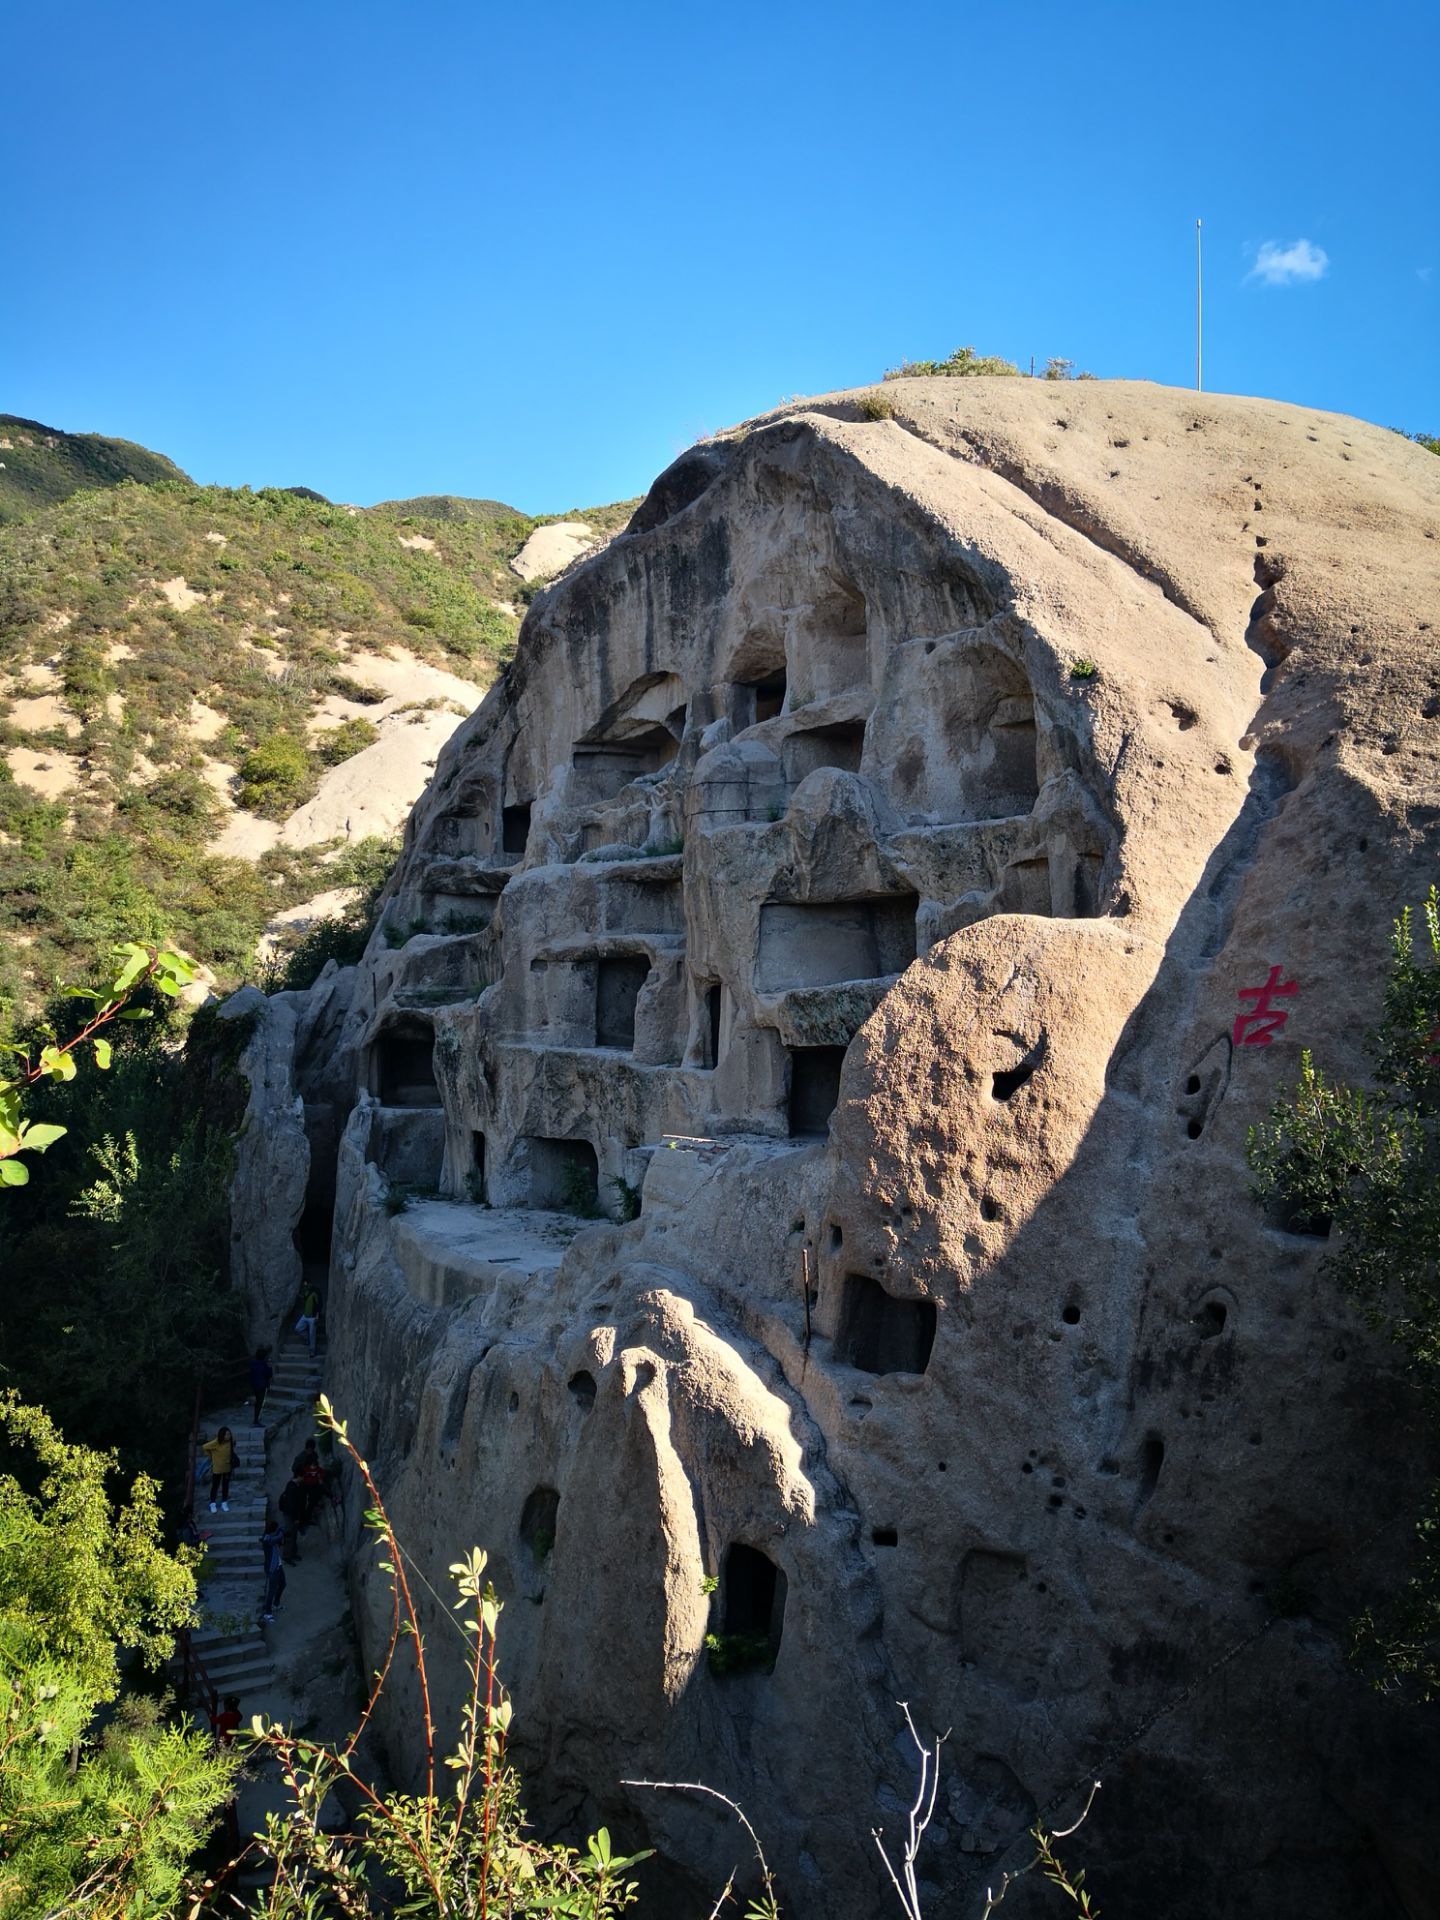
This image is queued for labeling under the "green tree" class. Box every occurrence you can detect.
[1248,889,1440,1696]
[0,1395,236,1916]
[0,947,242,1484]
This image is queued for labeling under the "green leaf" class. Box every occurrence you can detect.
[117,1007,153,1021]
[109,944,151,994]
[0,1159,30,1186]
[19,1123,66,1153]
[92,1038,112,1070]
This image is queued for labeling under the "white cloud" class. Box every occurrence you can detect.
[1419,265,1434,284]
[1248,239,1329,287]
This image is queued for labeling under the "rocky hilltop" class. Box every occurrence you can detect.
[228,377,1440,1917]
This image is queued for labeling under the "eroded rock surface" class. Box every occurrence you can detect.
[230,379,1440,1918]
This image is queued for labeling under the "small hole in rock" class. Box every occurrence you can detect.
[1196,1301,1227,1339]
[1186,1119,1204,1140]
[1184,1075,1202,1095]
[980,1194,1001,1222]
[828,1222,843,1252]
[507,1392,519,1414]
[872,1527,898,1548]
[1061,1303,1081,1326]
[992,1038,1045,1102]
[567,1370,597,1409]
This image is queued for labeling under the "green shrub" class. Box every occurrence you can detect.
[1248,889,1440,1698]
[117,766,222,839]
[704,1630,775,1676]
[607,1175,642,1222]
[316,715,379,765]
[857,392,894,421]
[237,731,312,816]
[884,343,1019,381]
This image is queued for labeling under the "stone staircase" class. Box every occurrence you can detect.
[183,1334,325,1707]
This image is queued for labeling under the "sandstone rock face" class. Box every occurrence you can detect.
[229,380,1440,1918]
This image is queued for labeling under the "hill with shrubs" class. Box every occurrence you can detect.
[0,419,633,1027]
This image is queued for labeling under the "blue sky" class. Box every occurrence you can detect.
[4,0,1435,511]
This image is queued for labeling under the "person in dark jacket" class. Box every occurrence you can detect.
[249,1347,273,1427]
[259,1521,285,1622]
[278,1473,307,1565]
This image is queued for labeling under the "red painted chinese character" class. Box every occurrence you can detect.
[1233,966,1298,1048]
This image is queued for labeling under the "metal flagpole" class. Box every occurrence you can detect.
[1195,218,1203,392]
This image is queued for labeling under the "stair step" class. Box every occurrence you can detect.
[194,1636,268,1660]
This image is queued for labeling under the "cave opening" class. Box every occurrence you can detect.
[527,1137,599,1214]
[836,1273,936,1376]
[721,1542,787,1658]
[519,1486,559,1563]
[787,1046,846,1137]
[501,803,532,857]
[706,983,724,1068]
[745,668,788,726]
[595,955,649,1050]
[375,1023,440,1108]
[758,894,918,992]
[781,721,866,784]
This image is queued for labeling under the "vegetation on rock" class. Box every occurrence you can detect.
[1249,889,1440,1698]
[884,344,1020,380]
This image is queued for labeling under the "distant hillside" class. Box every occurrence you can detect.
[0,428,635,1025]
[0,413,190,524]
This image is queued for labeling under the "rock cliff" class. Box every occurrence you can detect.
[230,377,1440,1918]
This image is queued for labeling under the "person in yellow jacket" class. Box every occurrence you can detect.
[201,1427,238,1512]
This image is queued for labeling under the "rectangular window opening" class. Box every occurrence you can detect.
[596,956,649,1050]
[501,803,532,857]
[788,1046,846,1137]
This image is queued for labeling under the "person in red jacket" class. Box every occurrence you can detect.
[210,1695,242,1746]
